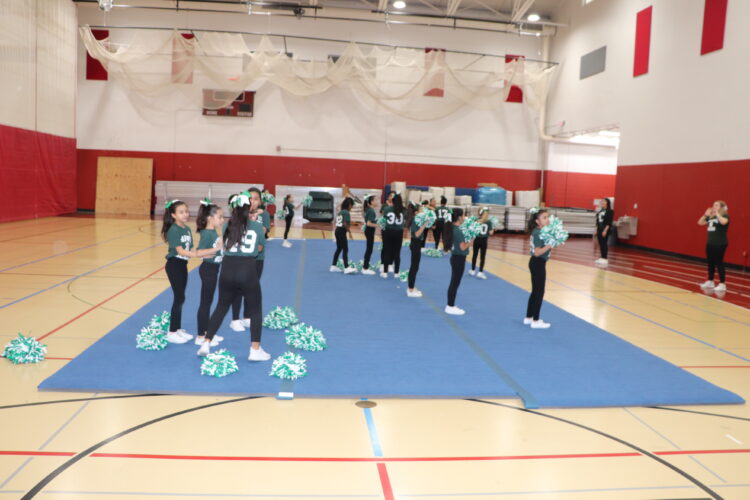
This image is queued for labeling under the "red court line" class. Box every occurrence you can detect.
[37,266,164,341]
[376,462,395,500]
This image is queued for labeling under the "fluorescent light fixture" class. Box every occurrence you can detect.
[98,0,113,11]
[393,0,406,8]
[527,13,540,22]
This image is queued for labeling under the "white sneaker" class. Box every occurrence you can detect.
[468,269,476,276]
[248,346,271,361]
[229,320,246,332]
[523,317,533,325]
[407,289,423,298]
[600,259,608,266]
[444,305,465,315]
[394,273,401,279]
[266,237,275,241]
[379,265,384,273]
[388,265,395,273]
[714,283,727,292]
[197,342,211,356]
[330,265,342,273]
[194,336,220,346]
[700,280,715,288]
[531,320,551,329]
[380,272,388,278]
[166,331,189,344]
[595,258,604,264]
[362,268,376,275]
[241,318,251,328]
[477,272,487,280]
[176,329,193,341]
[282,240,292,248]
[344,266,357,274]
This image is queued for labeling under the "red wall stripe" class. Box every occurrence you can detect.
[633,6,652,77]
[0,124,77,223]
[615,158,750,267]
[85,29,109,81]
[701,0,728,55]
[543,170,615,209]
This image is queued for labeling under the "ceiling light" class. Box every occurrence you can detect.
[393,1,406,9]
[98,0,113,11]
[527,13,540,22]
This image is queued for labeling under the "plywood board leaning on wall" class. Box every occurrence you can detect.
[95,157,154,216]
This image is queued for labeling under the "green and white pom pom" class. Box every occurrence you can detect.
[422,248,444,258]
[261,192,276,205]
[302,195,313,207]
[540,215,569,247]
[2,334,47,364]
[136,326,168,351]
[488,216,500,230]
[377,217,386,230]
[200,349,239,378]
[414,209,437,229]
[398,269,409,282]
[351,260,365,273]
[460,216,483,240]
[269,351,308,380]
[148,311,170,332]
[276,211,286,220]
[263,306,299,330]
[285,323,327,351]
[336,258,346,271]
[402,239,411,247]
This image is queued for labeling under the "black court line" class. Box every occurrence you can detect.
[467,399,723,500]
[648,406,750,423]
[0,394,167,411]
[21,396,260,499]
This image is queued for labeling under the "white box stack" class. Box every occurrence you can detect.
[428,187,444,201]
[155,181,262,216]
[514,190,540,208]
[420,191,433,203]
[506,206,529,231]
[454,195,473,205]
[408,190,422,204]
[391,181,407,195]
[443,187,455,205]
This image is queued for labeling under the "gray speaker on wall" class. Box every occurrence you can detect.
[580,46,607,79]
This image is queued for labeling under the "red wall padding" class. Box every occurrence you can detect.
[633,6,652,77]
[543,170,616,209]
[701,0,728,55]
[615,159,750,267]
[0,124,77,222]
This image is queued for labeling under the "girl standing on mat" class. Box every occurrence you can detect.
[361,194,379,275]
[161,200,219,344]
[194,198,225,347]
[199,190,269,360]
[406,202,429,297]
[380,193,405,279]
[331,198,356,274]
[281,194,301,248]
[698,200,730,292]
[595,198,614,267]
[469,207,494,280]
[435,196,451,251]
[443,208,473,315]
[524,208,552,329]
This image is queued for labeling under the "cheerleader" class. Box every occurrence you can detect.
[525,208,552,329]
[595,198,614,266]
[259,198,272,240]
[698,200,730,292]
[194,199,225,347]
[199,190,269,360]
[361,194,379,275]
[443,208,473,315]
[406,202,429,297]
[281,194,302,248]
[330,198,356,274]
[161,200,218,344]
[380,193,405,279]
[469,207,494,280]
[435,196,451,251]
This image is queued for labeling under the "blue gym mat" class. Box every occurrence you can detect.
[39,239,744,408]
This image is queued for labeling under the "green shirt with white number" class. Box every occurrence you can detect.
[223,220,265,258]
[166,224,193,260]
[436,206,452,222]
[198,228,222,264]
[383,206,404,230]
[476,220,492,239]
[335,209,351,229]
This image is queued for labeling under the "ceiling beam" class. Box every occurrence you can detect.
[446,0,463,17]
[377,0,388,11]
[415,0,444,14]
[469,0,511,20]
[511,0,535,22]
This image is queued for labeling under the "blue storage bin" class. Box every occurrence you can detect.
[474,187,507,205]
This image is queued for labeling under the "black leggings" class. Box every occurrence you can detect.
[165,257,188,332]
[284,215,293,240]
[232,259,264,320]
[706,244,727,283]
[597,231,608,259]
[363,226,375,269]
[197,262,220,336]
[206,256,262,342]
[408,238,422,289]
[471,238,488,272]
[382,229,403,273]
[434,221,444,250]
[447,254,466,307]
[332,227,349,267]
[526,256,547,321]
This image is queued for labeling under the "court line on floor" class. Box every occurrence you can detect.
[0,222,97,244]
[488,255,750,364]
[0,243,162,312]
[7,492,380,498]
[360,399,394,500]
[0,394,166,411]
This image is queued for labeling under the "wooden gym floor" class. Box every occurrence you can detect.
[1,215,748,499]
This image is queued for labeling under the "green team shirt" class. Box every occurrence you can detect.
[411,217,426,240]
[452,225,468,256]
[436,206,452,222]
[383,206,404,230]
[365,207,376,227]
[335,209,351,229]
[530,228,551,261]
[260,210,271,232]
[166,224,192,260]
[223,220,265,258]
[706,214,729,246]
[283,202,294,219]
[476,220,492,239]
[198,228,222,264]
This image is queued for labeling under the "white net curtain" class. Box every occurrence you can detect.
[80,26,556,121]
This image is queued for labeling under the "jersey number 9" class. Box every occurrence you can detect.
[228,230,257,254]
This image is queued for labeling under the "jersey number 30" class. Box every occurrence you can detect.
[386,213,403,225]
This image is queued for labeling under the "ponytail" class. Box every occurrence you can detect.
[406,201,419,227]
[392,194,404,216]
[196,199,218,233]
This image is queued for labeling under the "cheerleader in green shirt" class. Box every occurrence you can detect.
[161,200,219,345]
[194,198,225,347]
[406,202,429,297]
[281,194,302,248]
[442,208,474,315]
[361,194,379,275]
[330,198,356,274]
